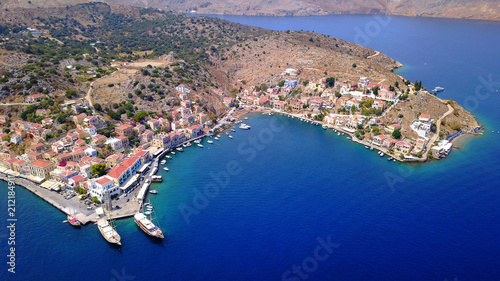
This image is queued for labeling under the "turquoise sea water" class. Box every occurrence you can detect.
[1,15,500,281]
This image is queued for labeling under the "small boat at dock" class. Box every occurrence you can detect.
[149,190,158,194]
[322,125,328,130]
[163,167,169,171]
[207,140,213,144]
[197,144,204,148]
[67,215,81,227]
[171,151,176,155]
[160,160,166,165]
[176,147,183,152]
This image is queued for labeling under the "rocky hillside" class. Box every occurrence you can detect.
[104,0,500,21]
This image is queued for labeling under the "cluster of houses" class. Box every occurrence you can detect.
[369,114,434,157]
[224,75,397,116]
[0,88,212,202]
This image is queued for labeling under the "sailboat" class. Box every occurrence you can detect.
[97,187,121,245]
[97,218,121,245]
[135,202,164,238]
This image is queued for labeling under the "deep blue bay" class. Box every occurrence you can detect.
[2,15,500,281]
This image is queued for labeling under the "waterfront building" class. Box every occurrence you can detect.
[29,159,56,179]
[88,176,120,202]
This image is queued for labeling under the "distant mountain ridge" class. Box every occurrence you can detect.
[102,0,500,21]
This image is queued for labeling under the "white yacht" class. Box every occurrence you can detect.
[239,123,251,130]
[197,144,204,148]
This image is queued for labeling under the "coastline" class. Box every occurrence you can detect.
[230,105,481,163]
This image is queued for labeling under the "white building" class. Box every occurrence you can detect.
[88,176,120,202]
[105,138,123,151]
[10,134,22,144]
[84,147,97,157]
[85,125,97,136]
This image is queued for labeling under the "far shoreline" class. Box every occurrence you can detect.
[188,12,500,23]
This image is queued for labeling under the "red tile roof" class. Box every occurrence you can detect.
[96,177,112,185]
[30,159,53,168]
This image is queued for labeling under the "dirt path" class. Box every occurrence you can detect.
[424,104,454,158]
[367,51,380,59]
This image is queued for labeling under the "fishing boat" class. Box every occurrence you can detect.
[365,146,369,149]
[197,144,204,148]
[67,214,81,227]
[144,211,152,215]
[388,157,393,161]
[176,147,183,152]
[160,160,166,165]
[186,142,192,147]
[194,139,201,144]
[207,140,214,144]
[166,155,172,159]
[149,190,158,194]
[97,218,121,245]
[134,213,164,239]
[322,125,328,130]
[337,132,340,136]
[171,151,176,155]
[163,167,169,171]
[380,152,385,157]
[370,147,374,151]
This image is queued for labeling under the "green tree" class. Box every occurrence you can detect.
[93,103,102,111]
[135,111,148,122]
[91,163,106,177]
[392,129,402,139]
[372,86,380,96]
[325,77,335,87]
[65,89,77,98]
